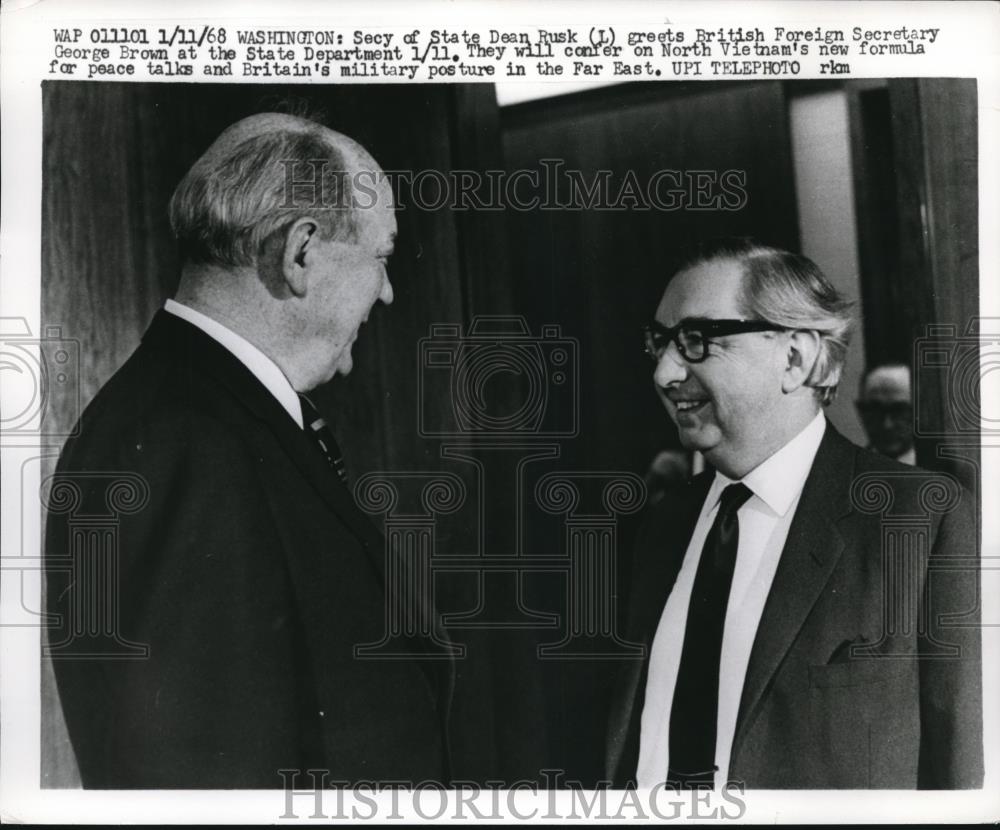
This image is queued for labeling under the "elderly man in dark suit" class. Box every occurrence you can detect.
[45,113,452,788]
[608,239,981,789]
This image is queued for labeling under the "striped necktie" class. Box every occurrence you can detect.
[298,394,349,486]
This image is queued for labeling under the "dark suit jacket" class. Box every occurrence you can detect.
[46,311,453,788]
[607,423,982,789]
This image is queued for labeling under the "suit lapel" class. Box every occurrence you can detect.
[143,311,386,576]
[731,424,857,761]
[143,311,456,692]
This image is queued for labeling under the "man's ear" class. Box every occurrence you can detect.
[281,217,321,297]
[781,329,821,393]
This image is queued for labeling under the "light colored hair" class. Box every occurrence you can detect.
[680,239,855,405]
[169,126,358,267]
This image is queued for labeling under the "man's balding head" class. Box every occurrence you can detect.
[169,112,387,268]
[197,113,375,173]
[169,113,397,392]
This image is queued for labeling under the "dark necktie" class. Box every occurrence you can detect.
[667,481,753,788]
[298,394,349,486]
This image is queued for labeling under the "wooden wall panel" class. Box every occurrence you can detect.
[886,78,979,488]
[43,83,182,437]
[918,79,979,336]
[847,81,911,368]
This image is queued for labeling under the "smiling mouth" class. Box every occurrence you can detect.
[673,399,708,414]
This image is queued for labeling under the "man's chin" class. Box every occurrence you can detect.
[332,349,354,377]
[675,422,719,454]
[675,431,703,454]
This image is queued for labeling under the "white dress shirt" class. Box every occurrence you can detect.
[636,410,826,789]
[164,299,303,428]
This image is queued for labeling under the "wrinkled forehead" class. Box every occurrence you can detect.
[352,170,397,232]
[337,140,394,218]
[354,167,397,214]
[655,257,746,326]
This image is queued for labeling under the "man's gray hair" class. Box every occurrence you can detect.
[680,238,855,405]
[169,127,357,267]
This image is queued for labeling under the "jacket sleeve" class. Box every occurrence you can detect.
[917,485,983,788]
[47,409,321,788]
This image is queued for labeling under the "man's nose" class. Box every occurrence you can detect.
[653,344,687,387]
[380,276,394,305]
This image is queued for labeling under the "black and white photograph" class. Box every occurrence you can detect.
[1,0,997,824]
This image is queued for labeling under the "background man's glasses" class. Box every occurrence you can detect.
[643,318,788,364]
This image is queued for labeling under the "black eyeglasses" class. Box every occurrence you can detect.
[643,318,788,364]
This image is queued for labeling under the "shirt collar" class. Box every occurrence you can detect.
[164,299,303,428]
[708,410,827,517]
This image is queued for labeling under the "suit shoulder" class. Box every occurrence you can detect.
[839,440,976,537]
[60,349,259,471]
[850,442,972,499]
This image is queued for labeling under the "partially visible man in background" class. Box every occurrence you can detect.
[856,363,915,464]
[46,113,453,788]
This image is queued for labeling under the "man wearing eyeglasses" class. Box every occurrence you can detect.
[46,113,453,788]
[856,363,915,464]
[607,239,981,789]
